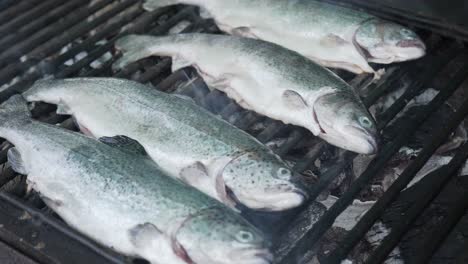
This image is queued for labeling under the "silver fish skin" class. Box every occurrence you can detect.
[0,95,272,264]
[143,0,425,75]
[111,34,379,154]
[24,78,308,211]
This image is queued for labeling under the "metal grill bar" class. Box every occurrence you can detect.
[0,0,139,85]
[0,0,111,71]
[362,112,468,263]
[0,0,65,36]
[323,67,468,263]
[411,184,468,264]
[0,1,466,263]
[277,55,468,263]
[0,0,42,26]
[455,240,468,264]
[0,0,86,50]
[0,192,125,264]
[0,7,178,101]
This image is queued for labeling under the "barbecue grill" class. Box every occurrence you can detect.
[1,1,468,263]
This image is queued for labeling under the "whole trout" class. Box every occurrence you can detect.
[24,78,308,211]
[144,0,425,75]
[112,34,379,154]
[0,95,272,264]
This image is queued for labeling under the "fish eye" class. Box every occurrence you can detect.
[236,231,254,243]
[359,116,372,128]
[400,28,412,36]
[277,168,291,179]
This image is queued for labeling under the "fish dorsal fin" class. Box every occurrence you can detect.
[129,223,162,248]
[7,147,28,175]
[99,135,148,156]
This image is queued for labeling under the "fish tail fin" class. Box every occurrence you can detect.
[113,34,171,70]
[143,0,180,11]
[0,95,31,127]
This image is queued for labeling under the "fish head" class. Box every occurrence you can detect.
[23,80,70,104]
[221,152,308,211]
[174,207,272,264]
[354,19,425,64]
[23,79,76,104]
[313,92,379,154]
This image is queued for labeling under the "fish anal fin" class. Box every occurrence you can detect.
[72,117,94,137]
[172,56,193,72]
[231,27,257,38]
[56,102,71,115]
[99,135,148,156]
[208,75,233,91]
[7,148,27,175]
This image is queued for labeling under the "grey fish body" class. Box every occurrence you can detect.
[114,34,355,136]
[144,0,425,74]
[112,34,379,154]
[0,95,271,264]
[24,78,307,211]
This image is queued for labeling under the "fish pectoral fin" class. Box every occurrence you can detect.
[180,162,221,199]
[283,90,308,110]
[56,102,71,115]
[320,34,349,47]
[172,56,193,72]
[7,148,27,175]
[231,27,257,38]
[129,222,163,248]
[99,135,148,156]
[180,162,209,184]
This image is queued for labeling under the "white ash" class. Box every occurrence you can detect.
[265,138,288,149]
[59,43,72,55]
[0,76,20,92]
[370,87,438,123]
[390,88,439,124]
[64,51,88,66]
[369,79,408,118]
[366,222,404,264]
[90,40,113,68]
[353,154,375,178]
[90,52,113,69]
[406,155,468,188]
[20,55,28,63]
[340,259,353,264]
[320,196,375,231]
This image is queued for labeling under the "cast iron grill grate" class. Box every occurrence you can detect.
[0,1,467,264]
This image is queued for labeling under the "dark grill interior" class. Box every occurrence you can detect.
[0,1,468,263]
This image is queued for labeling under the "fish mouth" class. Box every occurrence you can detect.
[226,183,306,211]
[232,247,273,264]
[362,40,426,64]
[347,125,379,154]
